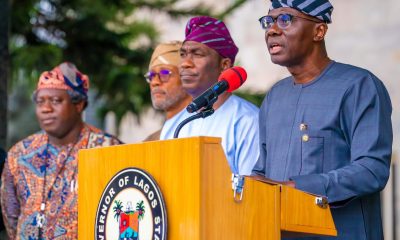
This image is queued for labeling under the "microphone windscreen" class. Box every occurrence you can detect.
[218,66,247,92]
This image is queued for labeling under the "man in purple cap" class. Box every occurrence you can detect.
[253,0,392,239]
[1,62,121,239]
[159,16,259,176]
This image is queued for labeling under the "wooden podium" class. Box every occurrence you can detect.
[78,137,336,239]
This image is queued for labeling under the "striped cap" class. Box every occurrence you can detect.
[270,0,334,23]
[185,16,239,64]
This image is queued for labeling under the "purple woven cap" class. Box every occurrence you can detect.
[184,16,239,64]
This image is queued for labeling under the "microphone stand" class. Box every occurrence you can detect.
[173,98,217,139]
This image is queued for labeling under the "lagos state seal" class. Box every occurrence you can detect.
[95,168,167,240]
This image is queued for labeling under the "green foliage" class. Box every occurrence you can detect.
[8,0,247,146]
[113,200,124,220]
[136,200,145,220]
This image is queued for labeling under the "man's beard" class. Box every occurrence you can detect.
[152,87,188,111]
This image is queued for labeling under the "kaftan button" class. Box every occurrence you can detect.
[300,123,308,131]
[302,134,309,142]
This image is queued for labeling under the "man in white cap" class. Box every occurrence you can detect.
[143,41,192,141]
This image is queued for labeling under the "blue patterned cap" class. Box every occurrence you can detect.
[270,0,333,23]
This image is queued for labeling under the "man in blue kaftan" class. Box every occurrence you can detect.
[253,1,393,239]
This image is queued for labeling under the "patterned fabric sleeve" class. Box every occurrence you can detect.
[1,126,121,239]
[86,125,123,148]
[1,147,21,239]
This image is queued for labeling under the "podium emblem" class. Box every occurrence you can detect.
[95,168,167,240]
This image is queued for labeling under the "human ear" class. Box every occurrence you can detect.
[314,23,328,41]
[220,58,232,71]
[75,101,86,113]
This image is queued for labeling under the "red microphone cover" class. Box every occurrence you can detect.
[218,66,247,92]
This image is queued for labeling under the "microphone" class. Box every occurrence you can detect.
[186,66,247,113]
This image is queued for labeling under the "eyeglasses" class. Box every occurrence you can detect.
[258,13,322,31]
[144,69,173,83]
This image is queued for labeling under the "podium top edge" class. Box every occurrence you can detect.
[161,136,221,143]
[140,136,222,144]
[78,136,222,153]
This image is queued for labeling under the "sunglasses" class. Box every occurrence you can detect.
[144,69,173,83]
[258,13,322,31]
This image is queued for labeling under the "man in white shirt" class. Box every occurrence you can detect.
[160,16,259,175]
